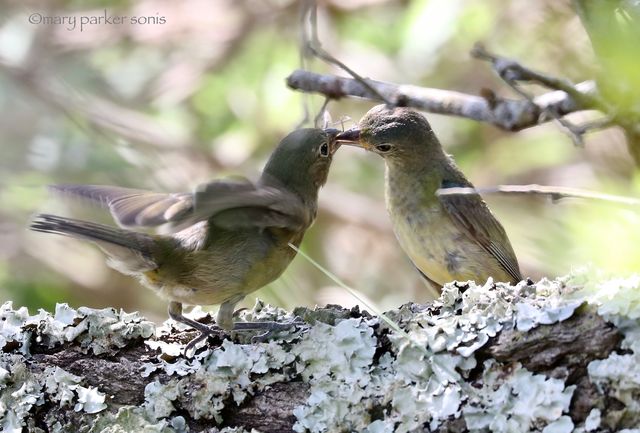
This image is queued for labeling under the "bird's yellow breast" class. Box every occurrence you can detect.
[385,173,512,287]
[388,200,466,284]
[139,227,301,307]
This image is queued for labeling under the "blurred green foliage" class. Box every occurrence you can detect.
[0,0,638,321]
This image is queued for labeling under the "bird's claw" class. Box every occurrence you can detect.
[249,316,308,343]
[183,325,225,357]
[184,334,207,356]
[182,317,308,354]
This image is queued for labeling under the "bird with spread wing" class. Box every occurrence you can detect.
[31,128,339,350]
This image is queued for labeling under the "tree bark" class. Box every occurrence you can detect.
[1,277,639,432]
[286,70,597,132]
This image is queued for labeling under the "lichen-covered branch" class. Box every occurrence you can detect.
[468,44,611,146]
[1,274,640,432]
[286,69,597,132]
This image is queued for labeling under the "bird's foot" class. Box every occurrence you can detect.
[182,317,307,355]
[183,324,225,356]
[231,317,307,343]
[168,301,228,356]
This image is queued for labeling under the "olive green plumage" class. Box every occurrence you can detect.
[338,105,521,291]
[31,128,338,346]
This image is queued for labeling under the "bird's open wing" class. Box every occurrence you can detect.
[438,181,522,283]
[193,180,309,231]
[50,184,194,228]
[51,179,308,232]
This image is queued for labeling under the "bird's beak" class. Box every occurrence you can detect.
[336,129,367,150]
[324,128,342,155]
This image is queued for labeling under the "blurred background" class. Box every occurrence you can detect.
[1,0,638,322]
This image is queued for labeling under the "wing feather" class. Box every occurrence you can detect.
[50,179,308,233]
[438,180,522,283]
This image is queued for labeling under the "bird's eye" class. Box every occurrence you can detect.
[376,144,393,153]
[319,142,329,157]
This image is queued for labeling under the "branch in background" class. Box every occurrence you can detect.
[296,0,392,127]
[301,0,392,108]
[470,44,604,110]
[470,44,611,146]
[287,69,597,131]
[436,184,640,207]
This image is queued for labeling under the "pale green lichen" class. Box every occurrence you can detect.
[0,302,152,431]
[143,380,181,421]
[464,360,575,432]
[290,278,587,433]
[2,274,640,432]
[0,357,42,433]
[45,366,107,413]
[182,338,296,421]
[575,273,640,320]
[588,347,640,427]
[542,416,574,433]
[74,385,108,414]
[584,408,601,431]
[88,406,187,433]
[0,358,108,432]
[292,319,378,432]
[45,367,80,408]
[0,301,154,355]
[139,334,298,424]
[572,273,640,429]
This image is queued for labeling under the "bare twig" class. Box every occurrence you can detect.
[436,184,640,207]
[314,97,331,128]
[470,44,611,146]
[301,0,392,106]
[470,44,600,108]
[287,69,598,131]
[295,0,313,128]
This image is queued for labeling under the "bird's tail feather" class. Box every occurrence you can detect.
[30,214,158,273]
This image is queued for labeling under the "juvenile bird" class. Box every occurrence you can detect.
[31,128,339,348]
[337,105,521,292]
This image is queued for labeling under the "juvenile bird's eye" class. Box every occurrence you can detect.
[319,142,329,157]
[376,144,392,153]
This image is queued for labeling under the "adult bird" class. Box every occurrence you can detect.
[336,105,521,293]
[31,128,339,349]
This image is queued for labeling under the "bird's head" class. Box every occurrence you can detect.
[336,105,443,164]
[262,128,339,197]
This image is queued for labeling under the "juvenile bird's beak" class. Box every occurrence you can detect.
[336,129,360,143]
[336,129,367,149]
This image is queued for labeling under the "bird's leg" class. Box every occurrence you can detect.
[216,296,304,342]
[168,301,222,334]
[169,297,308,355]
[218,296,307,343]
[168,301,223,353]
[239,318,307,343]
[215,295,244,331]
